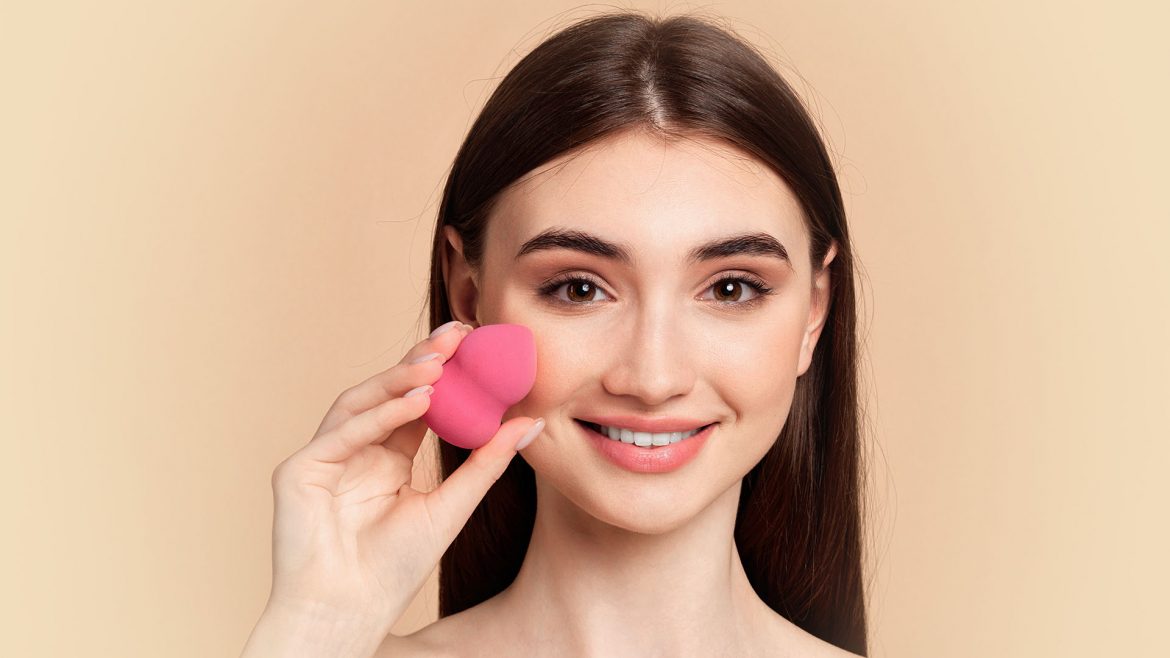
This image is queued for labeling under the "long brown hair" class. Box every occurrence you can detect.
[425,10,868,655]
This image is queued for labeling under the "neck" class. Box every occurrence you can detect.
[494,475,783,656]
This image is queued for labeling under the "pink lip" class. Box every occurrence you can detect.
[576,419,715,473]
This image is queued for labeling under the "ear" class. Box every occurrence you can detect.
[440,225,481,327]
[797,241,837,377]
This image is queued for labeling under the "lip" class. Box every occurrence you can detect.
[575,419,715,474]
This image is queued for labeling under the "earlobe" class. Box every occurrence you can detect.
[440,225,481,327]
[797,241,838,376]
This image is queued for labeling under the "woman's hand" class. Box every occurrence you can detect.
[243,320,544,656]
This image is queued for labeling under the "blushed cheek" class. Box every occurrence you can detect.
[498,318,591,420]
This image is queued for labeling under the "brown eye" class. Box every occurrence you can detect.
[538,275,611,305]
[713,278,748,302]
[701,275,774,307]
[566,280,597,303]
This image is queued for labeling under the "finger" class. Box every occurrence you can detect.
[379,415,430,463]
[312,357,442,440]
[397,321,473,366]
[314,323,471,437]
[422,416,544,545]
[302,386,434,464]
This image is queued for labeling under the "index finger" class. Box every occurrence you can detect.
[312,322,472,439]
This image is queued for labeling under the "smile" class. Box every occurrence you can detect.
[574,419,716,474]
[577,420,712,447]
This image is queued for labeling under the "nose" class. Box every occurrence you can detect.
[599,303,697,406]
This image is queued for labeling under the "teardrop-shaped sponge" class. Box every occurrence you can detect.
[421,323,537,449]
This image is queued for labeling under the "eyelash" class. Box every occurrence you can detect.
[536,272,776,309]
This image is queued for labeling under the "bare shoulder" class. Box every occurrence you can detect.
[808,640,864,658]
[373,598,503,658]
[373,614,463,658]
[757,607,864,658]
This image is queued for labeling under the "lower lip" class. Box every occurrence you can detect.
[577,420,715,473]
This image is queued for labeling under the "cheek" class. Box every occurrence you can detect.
[708,332,801,450]
[528,325,601,409]
[491,311,593,423]
[701,306,806,385]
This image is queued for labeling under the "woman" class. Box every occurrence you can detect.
[243,10,869,658]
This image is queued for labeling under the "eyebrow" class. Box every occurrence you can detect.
[515,227,792,268]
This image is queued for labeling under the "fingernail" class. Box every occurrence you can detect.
[516,418,545,450]
[404,384,433,398]
[430,320,461,338]
[409,352,443,364]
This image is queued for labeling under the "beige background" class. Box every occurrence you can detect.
[2,1,1166,656]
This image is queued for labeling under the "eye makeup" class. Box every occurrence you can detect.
[535,271,776,310]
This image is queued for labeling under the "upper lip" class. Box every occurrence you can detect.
[576,415,717,433]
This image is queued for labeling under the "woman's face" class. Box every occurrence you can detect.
[442,129,835,533]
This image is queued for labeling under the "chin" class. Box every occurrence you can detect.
[540,466,723,536]
[599,507,703,536]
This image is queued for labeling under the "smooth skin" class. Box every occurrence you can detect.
[381,128,857,657]
[240,321,544,658]
[241,128,858,658]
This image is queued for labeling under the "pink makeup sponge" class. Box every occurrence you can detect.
[422,323,537,450]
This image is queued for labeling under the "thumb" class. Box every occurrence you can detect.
[423,416,544,542]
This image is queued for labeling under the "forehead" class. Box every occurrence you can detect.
[486,129,808,270]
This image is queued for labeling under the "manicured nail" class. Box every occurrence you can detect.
[409,352,443,364]
[404,385,433,398]
[430,320,461,338]
[516,418,545,450]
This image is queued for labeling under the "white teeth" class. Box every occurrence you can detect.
[594,423,702,446]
